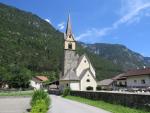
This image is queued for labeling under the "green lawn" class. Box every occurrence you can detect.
[0,90,34,96]
[65,96,149,113]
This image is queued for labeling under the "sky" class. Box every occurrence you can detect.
[0,0,150,57]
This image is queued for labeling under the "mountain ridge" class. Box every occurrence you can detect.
[0,2,149,82]
[0,3,123,81]
[80,42,150,71]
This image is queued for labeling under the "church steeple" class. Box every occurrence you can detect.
[66,14,72,36]
[64,14,76,51]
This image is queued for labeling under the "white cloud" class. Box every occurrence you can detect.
[45,19,52,24]
[57,22,65,30]
[113,0,150,28]
[77,0,150,41]
[76,27,111,41]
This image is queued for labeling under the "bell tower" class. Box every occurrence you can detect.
[62,15,79,77]
[64,14,76,50]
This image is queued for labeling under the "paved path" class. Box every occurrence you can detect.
[0,97,31,113]
[48,95,111,113]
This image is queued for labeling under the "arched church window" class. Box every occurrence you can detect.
[87,79,90,82]
[69,35,72,38]
[68,43,72,49]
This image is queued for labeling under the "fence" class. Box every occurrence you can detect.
[48,89,62,95]
[70,91,150,111]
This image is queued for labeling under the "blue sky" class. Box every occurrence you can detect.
[0,0,150,57]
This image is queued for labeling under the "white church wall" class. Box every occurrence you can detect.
[60,80,80,91]
[80,71,97,91]
[70,82,80,90]
[76,56,90,77]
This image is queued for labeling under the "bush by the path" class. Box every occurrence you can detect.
[30,99,47,113]
[30,90,50,113]
[62,88,70,97]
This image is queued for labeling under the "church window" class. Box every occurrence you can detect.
[86,86,93,90]
[87,79,90,82]
[68,43,72,49]
[69,35,72,38]
[84,60,86,63]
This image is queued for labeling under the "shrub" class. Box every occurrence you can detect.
[30,99,47,113]
[31,90,50,109]
[62,88,70,97]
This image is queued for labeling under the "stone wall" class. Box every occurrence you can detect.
[63,50,79,76]
[70,91,150,111]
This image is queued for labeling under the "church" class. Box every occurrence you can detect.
[59,15,97,91]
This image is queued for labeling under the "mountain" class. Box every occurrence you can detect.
[0,3,123,81]
[144,57,150,64]
[0,3,64,80]
[82,43,150,71]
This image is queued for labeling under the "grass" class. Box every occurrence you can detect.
[0,90,34,96]
[65,96,149,113]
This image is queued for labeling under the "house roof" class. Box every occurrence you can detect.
[125,68,150,77]
[112,73,126,80]
[36,76,48,81]
[97,79,114,86]
[32,77,42,83]
[112,68,150,80]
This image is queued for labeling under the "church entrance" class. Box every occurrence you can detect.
[86,86,93,91]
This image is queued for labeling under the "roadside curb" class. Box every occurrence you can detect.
[0,96,31,98]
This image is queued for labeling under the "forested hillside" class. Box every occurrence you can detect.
[0,3,129,88]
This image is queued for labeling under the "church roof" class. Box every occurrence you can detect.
[60,68,79,81]
[79,68,96,80]
[66,14,72,36]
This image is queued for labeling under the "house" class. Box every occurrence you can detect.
[113,73,127,87]
[48,80,59,90]
[59,15,97,91]
[97,79,114,90]
[111,68,150,90]
[0,82,9,89]
[30,76,48,90]
[125,68,150,88]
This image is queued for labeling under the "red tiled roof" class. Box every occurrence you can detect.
[36,76,48,81]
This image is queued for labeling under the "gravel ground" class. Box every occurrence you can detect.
[0,97,31,113]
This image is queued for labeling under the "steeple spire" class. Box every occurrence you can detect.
[66,14,72,36]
